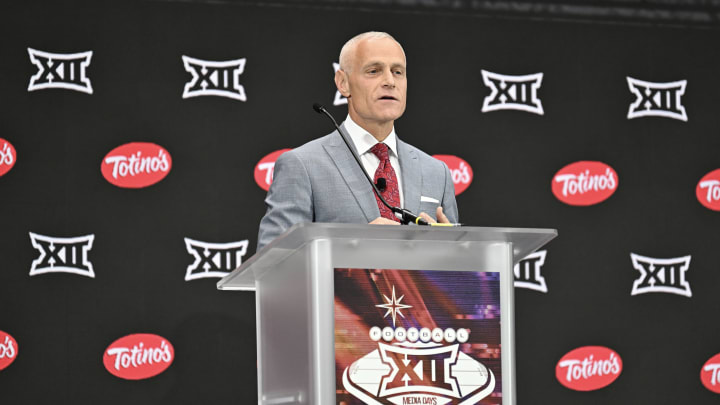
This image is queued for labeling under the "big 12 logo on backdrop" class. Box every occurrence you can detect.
[182,56,247,101]
[103,333,174,380]
[556,346,622,391]
[630,253,692,297]
[0,139,16,177]
[184,237,249,281]
[432,155,473,195]
[0,330,18,371]
[626,77,687,121]
[514,250,548,293]
[332,62,347,106]
[701,352,720,394]
[29,232,95,278]
[102,142,172,188]
[27,48,93,94]
[552,161,618,206]
[696,169,720,211]
[481,70,544,115]
[254,149,291,191]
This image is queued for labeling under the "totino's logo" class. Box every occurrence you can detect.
[27,48,93,94]
[333,62,347,106]
[0,139,17,177]
[630,253,692,297]
[344,286,495,404]
[29,232,95,278]
[184,238,249,281]
[102,142,172,188]
[481,70,544,115]
[701,352,720,394]
[432,155,473,195]
[0,330,18,371]
[103,333,174,380]
[514,250,548,293]
[254,149,291,191]
[696,169,720,211]
[552,161,618,206]
[627,77,687,121]
[556,346,622,391]
[182,56,246,101]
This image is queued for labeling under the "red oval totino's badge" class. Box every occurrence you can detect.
[432,155,474,195]
[103,333,174,380]
[701,352,720,393]
[254,149,291,191]
[696,169,720,212]
[0,138,17,177]
[552,161,618,206]
[0,330,18,371]
[556,346,622,391]
[101,142,172,188]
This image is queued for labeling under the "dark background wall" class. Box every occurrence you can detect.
[1,0,719,403]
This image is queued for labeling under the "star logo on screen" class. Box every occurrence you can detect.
[376,286,412,327]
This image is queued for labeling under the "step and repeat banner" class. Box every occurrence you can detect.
[1,1,719,404]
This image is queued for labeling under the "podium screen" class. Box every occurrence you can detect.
[334,268,503,405]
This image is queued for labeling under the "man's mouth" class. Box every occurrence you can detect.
[378,96,397,101]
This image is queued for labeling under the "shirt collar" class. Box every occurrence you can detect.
[343,115,398,157]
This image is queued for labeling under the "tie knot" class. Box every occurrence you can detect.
[370,143,390,161]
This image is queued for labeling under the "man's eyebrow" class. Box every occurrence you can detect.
[362,61,385,69]
[361,61,406,70]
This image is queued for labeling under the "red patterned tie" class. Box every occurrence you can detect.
[370,143,401,222]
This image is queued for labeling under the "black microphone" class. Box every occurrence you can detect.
[376,177,387,192]
[312,103,429,226]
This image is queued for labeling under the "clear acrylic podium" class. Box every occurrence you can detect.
[217,223,556,405]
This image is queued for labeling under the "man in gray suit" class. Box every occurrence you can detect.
[257,31,458,250]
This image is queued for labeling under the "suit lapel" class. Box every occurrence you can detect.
[322,127,380,222]
[398,138,421,216]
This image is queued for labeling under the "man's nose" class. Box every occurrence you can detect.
[381,70,395,87]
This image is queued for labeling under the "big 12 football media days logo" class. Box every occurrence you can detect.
[335,268,501,405]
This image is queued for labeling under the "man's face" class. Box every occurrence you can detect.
[338,37,407,128]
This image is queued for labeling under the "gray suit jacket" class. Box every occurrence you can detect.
[257,125,459,250]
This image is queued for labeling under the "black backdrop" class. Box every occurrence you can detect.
[1,0,720,403]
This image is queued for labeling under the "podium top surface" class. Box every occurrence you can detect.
[217,223,557,290]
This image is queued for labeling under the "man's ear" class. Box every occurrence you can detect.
[334,69,350,98]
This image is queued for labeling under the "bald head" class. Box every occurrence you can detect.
[334,31,408,141]
[339,31,406,74]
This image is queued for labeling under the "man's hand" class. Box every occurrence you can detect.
[419,207,450,224]
[369,217,401,225]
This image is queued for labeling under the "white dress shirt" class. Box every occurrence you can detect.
[343,115,404,206]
